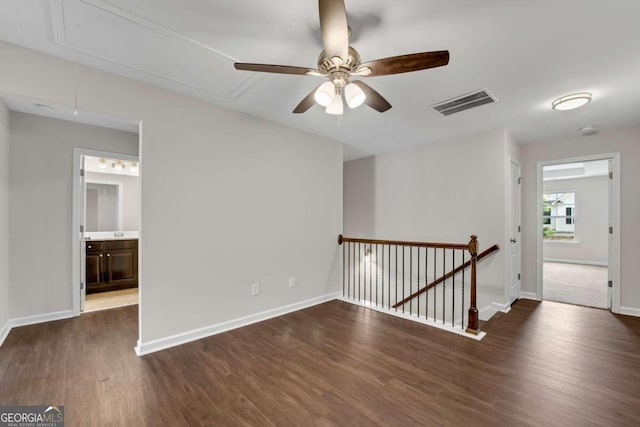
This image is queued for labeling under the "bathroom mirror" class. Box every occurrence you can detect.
[86,182,122,232]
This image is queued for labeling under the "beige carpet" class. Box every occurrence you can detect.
[543,262,608,308]
[84,288,138,312]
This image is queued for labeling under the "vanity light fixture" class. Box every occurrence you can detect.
[112,161,125,171]
[552,92,592,111]
[130,161,139,172]
[98,158,108,169]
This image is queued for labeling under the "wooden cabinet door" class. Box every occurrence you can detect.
[86,253,105,288]
[106,249,138,286]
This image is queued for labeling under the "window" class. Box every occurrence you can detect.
[543,206,551,225]
[543,192,575,240]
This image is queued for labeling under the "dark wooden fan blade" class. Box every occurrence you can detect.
[351,81,392,112]
[234,63,319,76]
[293,86,321,113]
[359,51,450,76]
[319,0,349,62]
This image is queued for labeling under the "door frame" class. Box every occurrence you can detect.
[535,152,621,312]
[71,147,139,316]
[507,156,521,304]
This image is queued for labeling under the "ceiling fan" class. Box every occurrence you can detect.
[234,0,449,115]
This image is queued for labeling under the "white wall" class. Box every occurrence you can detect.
[521,126,640,312]
[9,112,139,318]
[0,100,9,339]
[86,171,139,231]
[343,156,375,238]
[0,41,342,347]
[343,128,515,312]
[543,176,608,265]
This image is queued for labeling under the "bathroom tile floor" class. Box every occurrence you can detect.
[84,288,138,312]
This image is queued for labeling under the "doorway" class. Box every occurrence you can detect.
[72,148,141,314]
[537,154,621,311]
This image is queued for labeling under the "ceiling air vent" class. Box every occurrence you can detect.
[433,90,496,116]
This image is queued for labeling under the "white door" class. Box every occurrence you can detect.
[509,159,522,304]
[79,155,87,311]
[607,160,613,310]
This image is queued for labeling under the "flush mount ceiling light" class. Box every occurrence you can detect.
[580,126,598,136]
[552,92,592,111]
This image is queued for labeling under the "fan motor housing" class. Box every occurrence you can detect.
[317,47,361,75]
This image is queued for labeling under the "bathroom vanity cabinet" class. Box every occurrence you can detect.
[86,239,138,294]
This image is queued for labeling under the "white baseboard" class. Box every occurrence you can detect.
[544,258,608,267]
[618,306,640,318]
[135,292,341,356]
[479,301,511,321]
[337,297,486,341]
[0,319,10,347]
[519,292,539,300]
[0,310,75,347]
[9,310,74,328]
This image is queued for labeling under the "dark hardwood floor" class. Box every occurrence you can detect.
[1,299,639,426]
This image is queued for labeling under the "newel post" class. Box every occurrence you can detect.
[466,235,480,335]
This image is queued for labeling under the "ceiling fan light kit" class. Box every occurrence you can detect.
[345,83,366,108]
[314,81,336,107]
[326,91,344,115]
[234,0,450,115]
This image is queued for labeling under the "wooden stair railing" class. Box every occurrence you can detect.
[338,234,482,335]
[392,244,500,309]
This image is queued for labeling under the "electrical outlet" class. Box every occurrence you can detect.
[252,283,260,296]
[288,277,296,288]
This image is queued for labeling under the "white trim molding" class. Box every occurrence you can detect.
[135,292,341,356]
[618,306,640,318]
[479,301,512,321]
[519,292,539,300]
[0,320,10,347]
[0,310,75,347]
[9,310,74,328]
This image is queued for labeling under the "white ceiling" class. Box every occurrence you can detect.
[3,95,139,133]
[1,0,639,160]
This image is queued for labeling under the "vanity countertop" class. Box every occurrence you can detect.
[86,236,138,241]
[85,231,139,241]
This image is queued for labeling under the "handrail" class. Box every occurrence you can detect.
[338,235,469,250]
[392,244,500,309]
[338,234,480,335]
